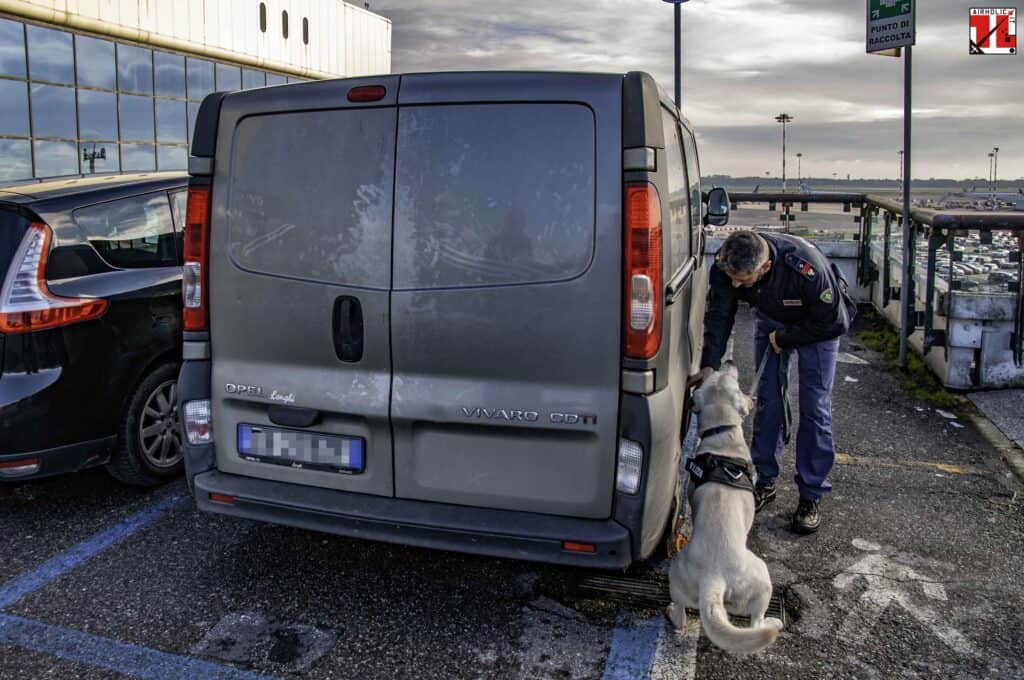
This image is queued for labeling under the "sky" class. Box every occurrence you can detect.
[371,0,1022,182]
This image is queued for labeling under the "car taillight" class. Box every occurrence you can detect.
[183,184,211,331]
[0,222,107,333]
[623,183,662,359]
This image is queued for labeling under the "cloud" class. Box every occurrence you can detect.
[371,0,1023,180]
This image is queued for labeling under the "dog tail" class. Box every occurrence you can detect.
[698,579,781,655]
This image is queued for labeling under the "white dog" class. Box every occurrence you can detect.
[666,362,783,654]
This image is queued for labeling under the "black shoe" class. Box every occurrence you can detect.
[792,497,820,534]
[754,481,776,513]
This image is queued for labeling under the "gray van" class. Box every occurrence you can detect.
[178,71,728,569]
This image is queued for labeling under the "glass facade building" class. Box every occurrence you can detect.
[0,17,304,183]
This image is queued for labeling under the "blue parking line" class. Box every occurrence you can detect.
[0,613,274,680]
[0,492,188,609]
[601,613,663,680]
[600,414,700,680]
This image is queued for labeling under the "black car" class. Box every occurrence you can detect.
[1,172,188,484]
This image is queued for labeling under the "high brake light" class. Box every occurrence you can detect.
[0,222,107,333]
[623,183,662,359]
[183,185,211,331]
[347,85,386,102]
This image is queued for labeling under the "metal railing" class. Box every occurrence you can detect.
[725,192,1024,373]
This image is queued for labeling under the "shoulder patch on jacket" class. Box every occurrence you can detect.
[783,252,817,280]
[820,287,834,304]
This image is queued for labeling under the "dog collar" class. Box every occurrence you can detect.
[685,453,756,495]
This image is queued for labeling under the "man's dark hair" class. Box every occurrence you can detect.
[718,231,769,275]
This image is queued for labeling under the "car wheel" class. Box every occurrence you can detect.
[107,363,183,486]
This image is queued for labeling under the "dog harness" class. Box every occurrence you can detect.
[685,452,756,495]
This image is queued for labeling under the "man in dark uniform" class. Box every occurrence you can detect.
[693,230,853,534]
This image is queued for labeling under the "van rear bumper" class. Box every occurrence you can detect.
[193,470,633,569]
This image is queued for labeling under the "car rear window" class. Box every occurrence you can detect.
[393,103,595,289]
[226,108,396,290]
[1,207,29,279]
[73,192,177,269]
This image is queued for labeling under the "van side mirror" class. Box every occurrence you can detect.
[705,187,730,227]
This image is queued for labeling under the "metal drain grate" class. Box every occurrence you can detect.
[576,575,786,627]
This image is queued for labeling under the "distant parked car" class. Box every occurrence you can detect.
[1,173,187,484]
[989,271,1014,284]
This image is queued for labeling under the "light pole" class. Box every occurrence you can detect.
[897,149,904,198]
[989,152,995,192]
[775,113,793,192]
[663,0,691,110]
[796,152,803,182]
[993,146,1000,191]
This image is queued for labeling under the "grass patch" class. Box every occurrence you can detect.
[857,311,964,412]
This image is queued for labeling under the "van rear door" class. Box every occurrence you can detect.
[208,79,398,496]
[389,74,623,519]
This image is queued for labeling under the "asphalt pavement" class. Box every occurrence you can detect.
[2,306,1022,679]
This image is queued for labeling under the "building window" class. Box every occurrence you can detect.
[31,84,77,138]
[78,89,118,140]
[34,140,79,176]
[186,57,214,100]
[154,51,185,98]
[0,18,27,78]
[0,140,32,182]
[303,18,309,45]
[0,79,30,136]
[116,43,153,95]
[259,3,267,32]
[282,11,289,39]
[215,63,241,91]
[242,69,265,89]
[118,94,155,142]
[75,35,116,90]
[27,25,73,84]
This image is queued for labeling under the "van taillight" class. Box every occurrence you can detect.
[183,185,211,331]
[0,222,107,333]
[623,183,662,359]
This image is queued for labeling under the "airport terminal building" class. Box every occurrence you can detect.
[0,0,391,183]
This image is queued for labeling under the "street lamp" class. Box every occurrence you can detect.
[662,0,691,110]
[988,152,995,192]
[993,146,1000,191]
[796,152,802,182]
[775,113,793,192]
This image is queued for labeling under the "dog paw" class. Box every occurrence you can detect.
[665,602,686,630]
[765,617,784,632]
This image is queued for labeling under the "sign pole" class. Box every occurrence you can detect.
[898,45,912,369]
[866,0,915,369]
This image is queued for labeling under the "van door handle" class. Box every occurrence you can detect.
[333,296,364,363]
[665,258,696,305]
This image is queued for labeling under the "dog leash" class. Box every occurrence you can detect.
[748,348,793,446]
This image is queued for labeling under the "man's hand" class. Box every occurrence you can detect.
[768,330,782,354]
[687,366,714,389]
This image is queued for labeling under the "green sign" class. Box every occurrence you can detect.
[867,0,915,52]
[870,0,912,21]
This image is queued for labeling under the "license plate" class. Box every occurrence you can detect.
[236,424,365,473]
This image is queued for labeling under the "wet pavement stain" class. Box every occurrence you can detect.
[191,612,337,673]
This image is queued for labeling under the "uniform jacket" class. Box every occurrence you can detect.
[701,233,852,370]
